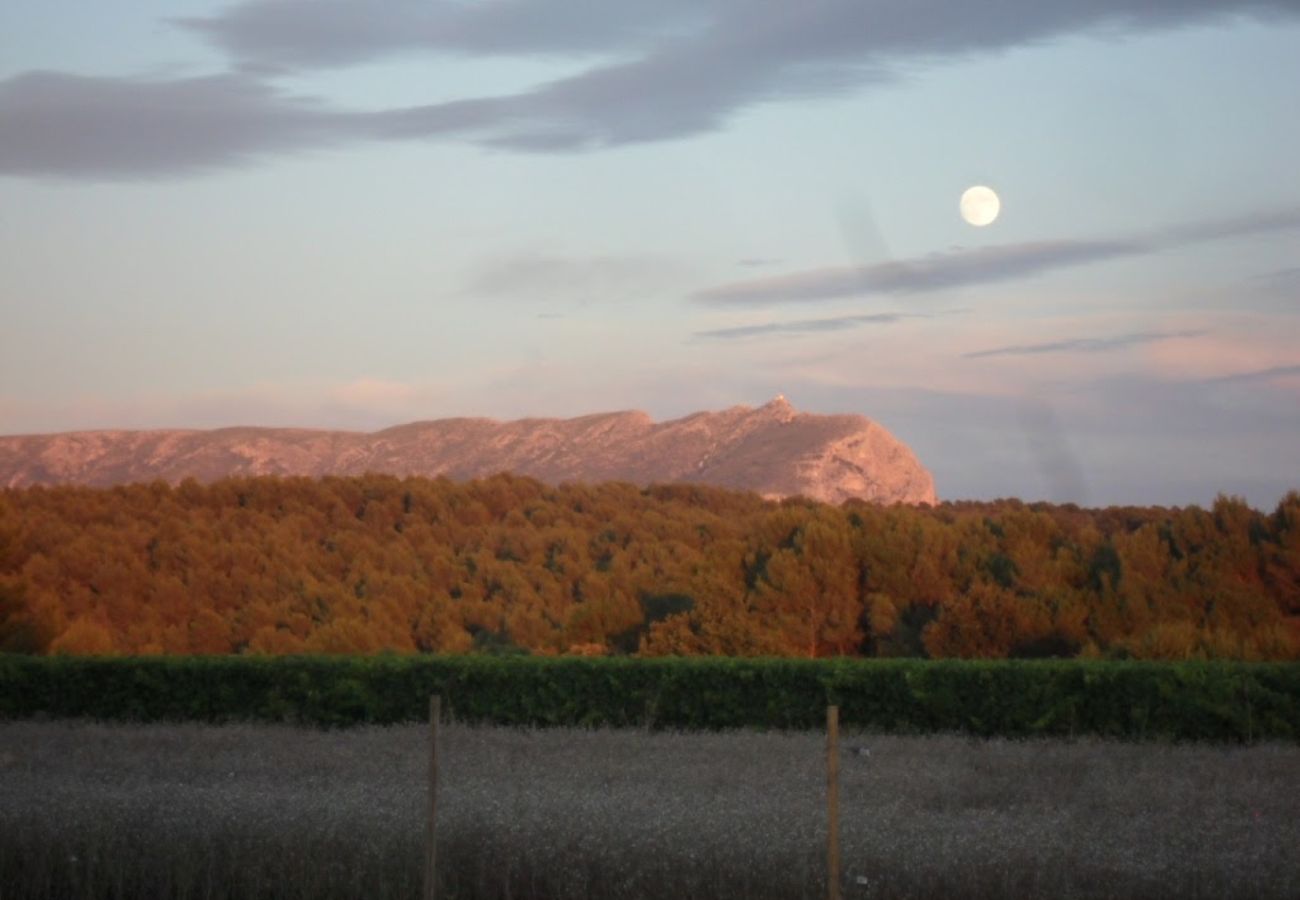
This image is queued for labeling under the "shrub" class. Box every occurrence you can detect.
[0,654,1295,741]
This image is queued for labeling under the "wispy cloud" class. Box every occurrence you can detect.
[1164,207,1300,244]
[694,207,1300,306]
[463,254,691,302]
[5,0,1297,178]
[1252,266,1300,286]
[1202,363,1300,384]
[694,312,919,340]
[1142,324,1300,382]
[964,329,1204,359]
[694,240,1144,306]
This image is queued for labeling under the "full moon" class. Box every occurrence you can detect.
[960,185,1001,226]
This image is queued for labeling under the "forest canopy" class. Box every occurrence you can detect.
[0,475,1296,660]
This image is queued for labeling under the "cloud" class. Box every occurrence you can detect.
[463,254,692,302]
[1141,324,1300,381]
[964,329,1204,359]
[177,1,706,67]
[694,312,919,340]
[1164,207,1300,244]
[730,305,1300,410]
[1252,266,1300,286]
[694,206,1300,306]
[177,1,1300,77]
[6,0,1299,178]
[0,67,516,180]
[694,240,1145,306]
[1202,363,1300,384]
[181,0,1300,153]
[0,71,366,179]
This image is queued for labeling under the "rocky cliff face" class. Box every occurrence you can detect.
[0,397,937,505]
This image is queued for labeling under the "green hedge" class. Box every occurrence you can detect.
[1,655,1296,741]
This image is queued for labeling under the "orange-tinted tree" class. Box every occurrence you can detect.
[0,478,1294,660]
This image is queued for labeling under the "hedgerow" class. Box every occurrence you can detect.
[0,654,1296,740]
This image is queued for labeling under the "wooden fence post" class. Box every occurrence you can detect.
[827,704,841,900]
[425,695,440,900]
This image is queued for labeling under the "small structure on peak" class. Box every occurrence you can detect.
[761,394,796,423]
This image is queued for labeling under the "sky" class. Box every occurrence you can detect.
[2,0,1298,509]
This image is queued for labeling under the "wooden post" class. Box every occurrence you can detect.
[425,695,440,900]
[827,705,841,900]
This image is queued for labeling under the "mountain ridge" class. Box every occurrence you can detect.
[0,397,937,505]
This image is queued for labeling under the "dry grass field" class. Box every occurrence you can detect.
[1,720,1297,899]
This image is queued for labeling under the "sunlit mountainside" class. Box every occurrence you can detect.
[0,398,934,506]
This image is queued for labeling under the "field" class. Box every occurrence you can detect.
[1,722,1297,900]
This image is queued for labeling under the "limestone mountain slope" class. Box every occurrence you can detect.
[0,397,936,504]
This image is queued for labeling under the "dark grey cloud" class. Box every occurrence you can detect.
[0,71,368,178]
[179,0,1300,76]
[347,0,1300,153]
[0,69,511,179]
[177,1,708,66]
[6,0,1299,178]
[694,312,917,340]
[964,330,1204,359]
[695,206,1300,306]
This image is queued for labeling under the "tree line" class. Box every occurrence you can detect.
[0,474,1296,659]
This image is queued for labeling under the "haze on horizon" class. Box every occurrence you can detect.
[2,0,1298,510]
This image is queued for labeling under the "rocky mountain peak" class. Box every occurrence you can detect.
[757,394,796,422]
